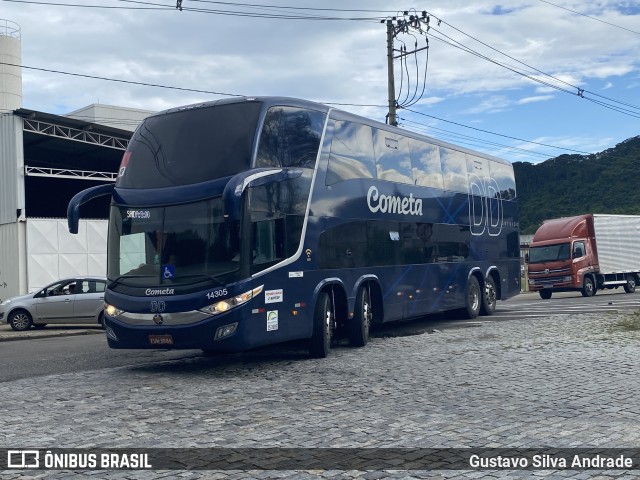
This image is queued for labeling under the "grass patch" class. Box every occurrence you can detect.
[608,312,640,333]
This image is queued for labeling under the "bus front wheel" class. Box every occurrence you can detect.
[348,285,372,347]
[309,291,333,358]
[464,276,481,319]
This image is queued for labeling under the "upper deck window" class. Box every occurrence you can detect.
[255,106,326,169]
[409,140,445,189]
[326,121,376,185]
[117,102,261,189]
[373,130,412,184]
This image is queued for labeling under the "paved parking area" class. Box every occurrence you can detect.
[2,310,640,479]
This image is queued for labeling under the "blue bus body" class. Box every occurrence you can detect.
[68,97,519,357]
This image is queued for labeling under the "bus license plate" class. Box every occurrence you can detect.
[149,334,173,345]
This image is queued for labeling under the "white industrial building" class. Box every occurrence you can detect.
[0,20,153,301]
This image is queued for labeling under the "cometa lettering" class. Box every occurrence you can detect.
[367,186,422,216]
[145,288,175,296]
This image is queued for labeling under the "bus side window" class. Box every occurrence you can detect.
[373,130,412,184]
[255,106,325,169]
[251,219,286,273]
[440,149,468,193]
[409,140,444,189]
[326,120,376,185]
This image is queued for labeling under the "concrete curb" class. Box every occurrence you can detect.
[0,327,104,342]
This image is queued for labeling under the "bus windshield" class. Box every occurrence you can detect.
[116,101,262,189]
[528,243,571,263]
[107,197,240,286]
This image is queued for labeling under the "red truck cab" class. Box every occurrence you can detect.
[527,214,598,299]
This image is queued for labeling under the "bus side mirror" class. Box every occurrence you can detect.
[222,168,303,221]
[67,184,115,234]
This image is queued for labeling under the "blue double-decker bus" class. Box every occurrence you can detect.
[68,97,519,357]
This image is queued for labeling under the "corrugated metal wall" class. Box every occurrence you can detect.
[26,218,108,292]
[0,113,24,225]
[0,222,22,301]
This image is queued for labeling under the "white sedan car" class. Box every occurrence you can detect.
[0,277,107,331]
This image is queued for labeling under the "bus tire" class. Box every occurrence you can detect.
[581,277,595,297]
[348,285,372,347]
[309,291,333,358]
[464,276,481,319]
[624,275,636,293]
[539,290,552,299]
[480,276,497,316]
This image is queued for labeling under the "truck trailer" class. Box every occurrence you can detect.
[527,214,640,299]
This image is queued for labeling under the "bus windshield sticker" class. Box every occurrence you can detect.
[389,231,400,241]
[267,310,278,331]
[126,209,151,220]
[288,271,304,278]
[265,289,283,304]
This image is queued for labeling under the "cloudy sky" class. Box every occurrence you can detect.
[1,0,639,164]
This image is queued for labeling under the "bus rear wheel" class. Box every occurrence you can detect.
[480,276,497,316]
[309,291,333,358]
[464,276,481,319]
[348,285,372,347]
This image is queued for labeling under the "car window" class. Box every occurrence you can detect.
[76,280,106,294]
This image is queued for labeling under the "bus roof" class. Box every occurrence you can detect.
[151,96,511,167]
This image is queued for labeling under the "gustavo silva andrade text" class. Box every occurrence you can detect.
[469,453,634,469]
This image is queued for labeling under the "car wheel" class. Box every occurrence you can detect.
[9,310,33,331]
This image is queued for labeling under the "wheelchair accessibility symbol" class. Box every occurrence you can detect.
[162,265,175,279]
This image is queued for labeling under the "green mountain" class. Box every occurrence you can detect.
[513,135,640,234]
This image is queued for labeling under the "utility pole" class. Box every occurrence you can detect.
[386,19,398,127]
[384,11,431,127]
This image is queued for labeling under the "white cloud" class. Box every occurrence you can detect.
[517,95,555,105]
[1,0,638,164]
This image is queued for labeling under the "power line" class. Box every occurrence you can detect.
[402,107,592,155]
[0,60,593,156]
[536,0,640,36]
[423,25,640,119]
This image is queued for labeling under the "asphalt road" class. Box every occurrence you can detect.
[1,289,639,384]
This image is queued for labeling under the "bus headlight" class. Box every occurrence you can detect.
[199,285,264,316]
[105,303,124,317]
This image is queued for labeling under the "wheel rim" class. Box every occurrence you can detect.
[586,280,593,294]
[363,290,372,333]
[629,278,636,289]
[324,303,332,344]
[485,283,496,307]
[12,313,30,330]
[470,285,480,311]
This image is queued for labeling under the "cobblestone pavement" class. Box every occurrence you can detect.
[2,311,640,479]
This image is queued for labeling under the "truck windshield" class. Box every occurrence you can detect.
[107,198,240,287]
[529,243,571,263]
